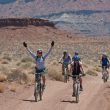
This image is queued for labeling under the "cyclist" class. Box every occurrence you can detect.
[59,50,71,75]
[23,41,54,89]
[71,55,84,96]
[101,53,109,79]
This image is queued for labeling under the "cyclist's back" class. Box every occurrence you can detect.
[101,54,109,68]
[72,61,81,76]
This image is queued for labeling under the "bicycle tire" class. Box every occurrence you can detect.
[76,84,79,103]
[64,68,68,83]
[39,83,42,101]
[35,83,38,102]
[103,73,108,83]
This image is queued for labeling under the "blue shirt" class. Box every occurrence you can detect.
[27,47,52,70]
[60,53,71,64]
[102,57,109,66]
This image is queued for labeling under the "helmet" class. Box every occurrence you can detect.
[73,55,80,61]
[37,49,42,54]
[63,50,67,54]
[75,51,78,55]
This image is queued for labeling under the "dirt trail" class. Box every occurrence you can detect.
[1,74,110,110]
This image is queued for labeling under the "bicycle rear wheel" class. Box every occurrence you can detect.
[103,73,108,83]
[64,69,68,83]
[35,83,38,102]
[75,84,79,103]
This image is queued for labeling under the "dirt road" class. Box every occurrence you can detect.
[1,74,110,110]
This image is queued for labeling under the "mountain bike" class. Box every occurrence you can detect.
[59,62,69,83]
[102,66,109,83]
[34,73,44,102]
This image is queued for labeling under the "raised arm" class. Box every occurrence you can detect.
[43,41,54,59]
[23,42,36,59]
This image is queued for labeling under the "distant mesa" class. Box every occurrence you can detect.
[24,0,35,3]
[0,0,16,4]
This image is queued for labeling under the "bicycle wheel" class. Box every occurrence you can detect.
[75,84,79,103]
[35,83,38,102]
[64,69,67,83]
[103,73,108,83]
[39,83,42,101]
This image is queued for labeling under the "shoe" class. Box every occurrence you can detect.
[80,85,83,91]
[42,84,46,90]
[72,92,75,97]
[62,72,64,75]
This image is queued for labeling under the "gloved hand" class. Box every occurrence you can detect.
[23,42,27,48]
[51,41,54,47]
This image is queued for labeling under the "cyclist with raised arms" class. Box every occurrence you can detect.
[23,41,54,90]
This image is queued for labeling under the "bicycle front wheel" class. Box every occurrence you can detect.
[39,83,42,101]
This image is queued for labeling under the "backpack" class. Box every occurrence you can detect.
[72,61,81,75]
[35,56,45,61]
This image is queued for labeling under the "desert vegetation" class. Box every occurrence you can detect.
[0,25,110,93]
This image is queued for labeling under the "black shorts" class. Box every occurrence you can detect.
[72,73,81,79]
[35,67,45,74]
[102,65,108,69]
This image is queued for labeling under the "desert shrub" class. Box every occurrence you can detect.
[10,85,17,92]
[0,66,9,75]
[93,67,101,72]
[7,68,29,84]
[20,62,32,69]
[47,65,63,81]
[2,56,12,61]
[0,73,7,82]
[1,60,9,64]
[16,62,21,66]
[21,57,33,63]
[83,63,88,68]
[86,69,98,76]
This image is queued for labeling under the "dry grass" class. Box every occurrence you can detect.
[83,63,88,68]
[47,62,63,81]
[86,69,98,76]
[1,60,9,64]
[93,67,102,72]
[0,73,7,82]
[10,85,17,92]
[2,55,12,61]
[0,66,9,75]
[21,57,33,63]
[16,62,22,66]
[7,68,29,84]
[20,62,32,69]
